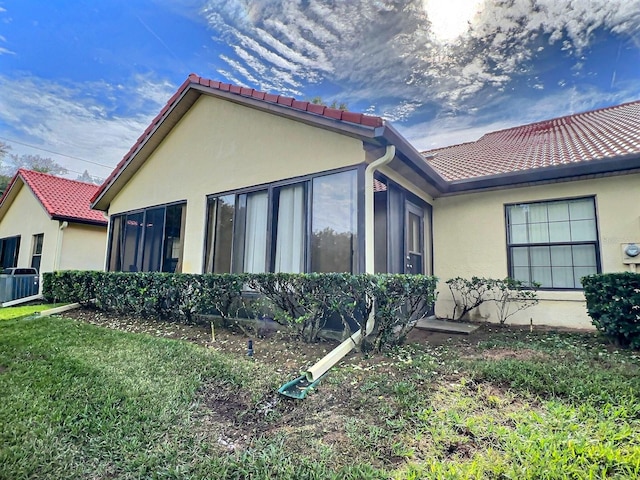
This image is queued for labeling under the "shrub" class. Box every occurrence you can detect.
[582,273,640,348]
[43,271,245,323]
[248,273,438,350]
[44,271,439,351]
[486,277,539,325]
[446,276,493,321]
[247,273,350,343]
[365,274,439,352]
[445,276,539,324]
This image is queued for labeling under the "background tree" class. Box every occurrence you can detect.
[0,141,12,195]
[2,153,68,176]
[0,142,71,195]
[76,169,103,185]
[310,96,348,111]
[0,141,9,159]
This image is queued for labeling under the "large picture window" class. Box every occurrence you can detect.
[108,202,186,273]
[204,169,357,274]
[506,197,599,289]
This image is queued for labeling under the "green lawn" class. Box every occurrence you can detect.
[0,304,64,320]
[1,316,639,479]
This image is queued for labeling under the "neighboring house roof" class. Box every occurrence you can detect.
[423,101,640,185]
[0,169,107,226]
[91,73,447,210]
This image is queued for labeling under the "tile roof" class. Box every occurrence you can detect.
[92,73,384,205]
[188,74,385,128]
[1,169,107,225]
[423,100,640,181]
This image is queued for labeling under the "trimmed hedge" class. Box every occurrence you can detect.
[43,271,438,352]
[582,273,640,348]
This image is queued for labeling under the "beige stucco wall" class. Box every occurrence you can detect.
[108,94,367,273]
[59,224,107,271]
[0,184,60,274]
[433,173,640,329]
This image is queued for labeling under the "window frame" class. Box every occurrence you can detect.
[30,233,44,273]
[106,200,186,273]
[504,195,601,290]
[203,166,364,274]
[0,235,21,270]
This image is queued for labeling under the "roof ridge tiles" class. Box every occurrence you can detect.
[187,73,383,128]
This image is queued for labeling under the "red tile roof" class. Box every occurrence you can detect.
[423,100,640,181]
[189,74,384,127]
[1,169,107,225]
[92,74,384,205]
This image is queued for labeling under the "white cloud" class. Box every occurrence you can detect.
[0,74,175,177]
[200,0,640,113]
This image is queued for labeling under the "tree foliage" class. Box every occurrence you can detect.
[310,96,348,111]
[2,153,68,176]
[76,169,103,184]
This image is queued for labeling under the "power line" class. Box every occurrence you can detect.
[0,136,114,170]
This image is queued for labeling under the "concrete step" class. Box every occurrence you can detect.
[415,318,479,334]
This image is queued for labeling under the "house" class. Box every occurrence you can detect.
[424,102,640,327]
[0,169,108,276]
[91,73,640,328]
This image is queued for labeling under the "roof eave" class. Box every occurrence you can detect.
[444,152,640,194]
[51,214,108,227]
[381,124,449,196]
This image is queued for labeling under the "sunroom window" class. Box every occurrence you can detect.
[204,169,358,274]
[506,197,599,289]
[0,235,20,270]
[108,202,186,273]
[274,184,306,273]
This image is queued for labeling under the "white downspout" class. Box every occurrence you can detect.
[54,221,68,271]
[304,145,395,382]
[365,145,396,275]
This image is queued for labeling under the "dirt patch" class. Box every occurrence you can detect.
[62,308,352,370]
[460,347,550,362]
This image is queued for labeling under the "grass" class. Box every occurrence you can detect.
[1,317,640,479]
[0,303,63,320]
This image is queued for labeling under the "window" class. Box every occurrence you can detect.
[0,236,20,270]
[31,234,44,273]
[506,197,599,289]
[274,184,305,273]
[108,203,186,272]
[310,171,357,272]
[204,169,358,274]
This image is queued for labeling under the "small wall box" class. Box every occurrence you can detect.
[622,243,640,264]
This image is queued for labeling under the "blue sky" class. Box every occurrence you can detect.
[1,0,639,180]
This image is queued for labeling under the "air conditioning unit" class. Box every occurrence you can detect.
[621,243,640,264]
